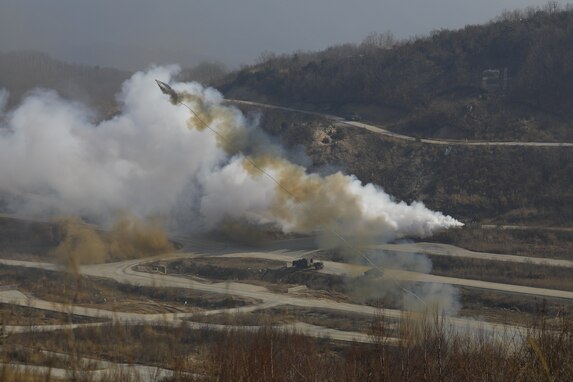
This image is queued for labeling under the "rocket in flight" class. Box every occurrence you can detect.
[155,80,179,103]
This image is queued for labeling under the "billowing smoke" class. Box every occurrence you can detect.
[0,67,217,220]
[0,66,461,239]
[0,66,463,312]
[178,84,462,241]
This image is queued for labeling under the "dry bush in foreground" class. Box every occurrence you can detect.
[3,314,573,381]
[201,314,573,381]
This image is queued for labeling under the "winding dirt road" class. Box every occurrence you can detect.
[218,249,573,300]
[229,99,573,147]
[0,254,532,340]
[0,263,377,344]
[1,231,567,381]
[372,242,573,267]
[0,220,570,353]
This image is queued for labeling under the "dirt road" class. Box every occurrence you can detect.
[217,250,573,299]
[0,287,375,345]
[0,257,528,339]
[372,242,573,267]
[229,99,573,147]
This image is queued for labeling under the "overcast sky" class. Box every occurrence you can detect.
[0,0,570,70]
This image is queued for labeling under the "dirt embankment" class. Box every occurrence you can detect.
[246,106,573,226]
[0,216,59,259]
[427,225,573,260]
[0,264,255,313]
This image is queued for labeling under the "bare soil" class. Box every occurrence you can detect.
[0,265,256,313]
[429,254,573,291]
[458,287,573,326]
[0,216,59,262]
[428,226,573,260]
[0,303,104,326]
[189,305,380,334]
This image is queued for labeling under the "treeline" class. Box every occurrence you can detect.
[0,51,131,116]
[219,3,573,140]
[0,51,231,118]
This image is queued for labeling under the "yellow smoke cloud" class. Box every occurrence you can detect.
[181,98,376,238]
[51,217,108,276]
[179,89,461,242]
[51,215,173,273]
[108,215,174,260]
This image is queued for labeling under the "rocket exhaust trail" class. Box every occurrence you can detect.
[155,80,299,218]
[156,79,430,307]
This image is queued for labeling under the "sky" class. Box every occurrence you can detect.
[0,0,570,70]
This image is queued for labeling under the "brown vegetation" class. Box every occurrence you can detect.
[459,287,573,326]
[0,216,59,260]
[430,255,573,291]
[247,107,573,226]
[220,4,573,142]
[428,226,573,260]
[0,304,100,326]
[190,305,374,334]
[9,324,205,374]
[167,257,353,299]
[0,265,256,312]
[4,313,572,381]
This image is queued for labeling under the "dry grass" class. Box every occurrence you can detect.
[0,346,97,371]
[458,287,573,327]
[3,311,573,381]
[0,304,102,326]
[428,226,573,260]
[168,257,350,296]
[0,367,54,382]
[8,323,205,374]
[0,265,257,313]
[206,314,573,381]
[429,255,573,291]
[0,216,59,262]
[190,305,376,334]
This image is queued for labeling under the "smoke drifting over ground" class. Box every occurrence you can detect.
[0,66,461,239]
[0,66,462,313]
[52,215,173,274]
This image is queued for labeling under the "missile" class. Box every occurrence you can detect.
[155,80,179,103]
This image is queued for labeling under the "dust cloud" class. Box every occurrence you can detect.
[52,215,173,273]
[108,214,173,260]
[51,217,108,275]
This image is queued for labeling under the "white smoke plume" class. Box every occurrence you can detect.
[0,66,462,240]
[403,282,461,316]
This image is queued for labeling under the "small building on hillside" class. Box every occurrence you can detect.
[481,68,510,92]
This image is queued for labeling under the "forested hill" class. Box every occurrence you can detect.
[0,51,130,116]
[218,5,573,142]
